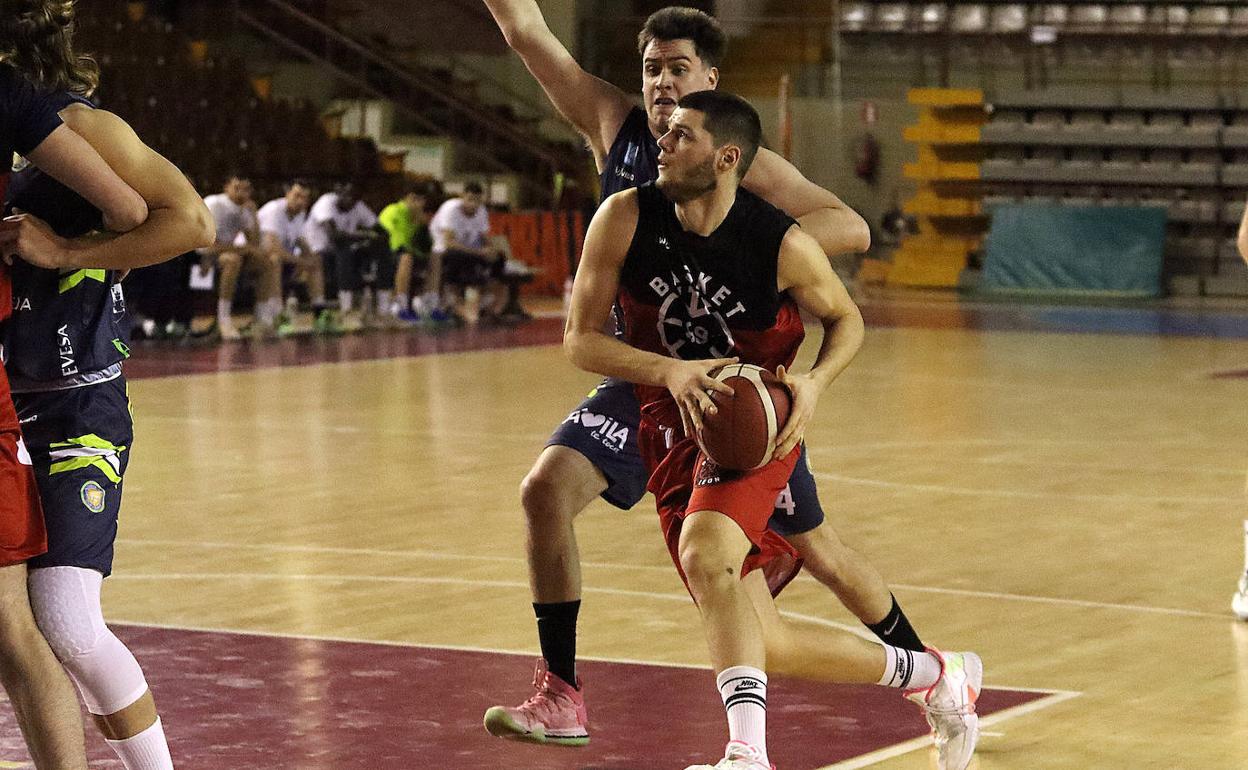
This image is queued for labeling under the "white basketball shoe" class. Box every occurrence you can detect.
[684,740,774,770]
[906,649,982,770]
[1233,573,1248,620]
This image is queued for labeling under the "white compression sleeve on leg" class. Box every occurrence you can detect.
[28,566,150,715]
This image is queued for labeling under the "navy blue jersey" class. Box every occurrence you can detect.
[599,107,660,202]
[0,65,64,163]
[4,91,129,390]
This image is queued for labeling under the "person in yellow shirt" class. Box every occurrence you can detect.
[378,184,440,324]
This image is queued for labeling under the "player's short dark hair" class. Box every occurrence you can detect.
[404,181,429,199]
[463,181,485,196]
[678,90,762,178]
[286,178,313,191]
[637,7,726,69]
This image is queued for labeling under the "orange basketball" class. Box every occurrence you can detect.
[696,364,792,470]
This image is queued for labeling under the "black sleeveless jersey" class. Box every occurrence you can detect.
[5,91,128,389]
[599,107,660,202]
[615,183,804,410]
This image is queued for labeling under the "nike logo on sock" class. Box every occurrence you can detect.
[734,680,762,692]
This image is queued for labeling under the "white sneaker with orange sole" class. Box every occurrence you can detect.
[905,649,982,770]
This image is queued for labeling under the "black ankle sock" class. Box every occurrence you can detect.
[534,600,581,687]
[866,595,925,652]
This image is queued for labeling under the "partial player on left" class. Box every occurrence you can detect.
[0,28,155,765]
[0,6,214,768]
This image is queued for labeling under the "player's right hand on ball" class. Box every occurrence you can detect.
[663,357,737,437]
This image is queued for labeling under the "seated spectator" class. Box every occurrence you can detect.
[257,178,319,334]
[305,182,394,330]
[200,173,282,339]
[378,183,439,324]
[429,181,518,324]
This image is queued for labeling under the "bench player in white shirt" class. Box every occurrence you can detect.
[305,182,392,329]
[257,179,319,333]
[200,173,282,340]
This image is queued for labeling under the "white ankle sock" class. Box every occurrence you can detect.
[216,299,232,327]
[338,290,354,314]
[716,666,768,763]
[105,717,174,770]
[257,298,279,326]
[879,645,942,690]
[377,290,393,315]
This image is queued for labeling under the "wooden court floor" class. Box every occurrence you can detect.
[67,300,1248,767]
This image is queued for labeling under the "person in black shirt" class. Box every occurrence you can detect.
[0,4,214,768]
[482,3,936,752]
[0,9,153,768]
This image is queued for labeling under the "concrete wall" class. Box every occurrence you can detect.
[752,96,918,245]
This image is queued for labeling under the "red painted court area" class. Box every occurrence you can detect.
[0,625,1045,769]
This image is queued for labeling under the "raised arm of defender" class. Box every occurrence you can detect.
[744,149,872,258]
[563,190,736,436]
[483,0,633,165]
[2,106,214,270]
[771,226,866,459]
[1238,194,1248,267]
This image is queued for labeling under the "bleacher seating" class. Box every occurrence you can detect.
[76,1,398,202]
[979,88,1248,290]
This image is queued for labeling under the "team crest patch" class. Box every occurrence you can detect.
[80,481,106,513]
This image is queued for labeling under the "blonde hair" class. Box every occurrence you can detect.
[0,1,98,96]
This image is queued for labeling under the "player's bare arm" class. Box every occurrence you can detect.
[260,231,297,264]
[744,148,871,257]
[771,225,866,459]
[1238,195,1248,266]
[483,0,633,166]
[2,105,214,271]
[564,190,736,437]
[23,122,148,234]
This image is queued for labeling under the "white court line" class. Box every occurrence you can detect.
[106,614,1080,770]
[115,537,1234,621]
[811,471,1241,504]
[108,571,878,641]
[886,584,1228,620]
[816,689,1083,769]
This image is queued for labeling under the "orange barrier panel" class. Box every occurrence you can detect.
[491,210,585,295]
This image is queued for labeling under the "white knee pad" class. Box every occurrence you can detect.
[28,566,148,715]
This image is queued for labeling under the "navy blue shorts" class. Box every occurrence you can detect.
[13,376,133,576]
[546,377,825,535]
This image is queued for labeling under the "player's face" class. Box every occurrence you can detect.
[641,38,718,135]
[337,185,359,210]
[286,185,311,213]
[461,192,483,215]
[225,178,252,206]
[655,108,719,203]
[404,193,426,216]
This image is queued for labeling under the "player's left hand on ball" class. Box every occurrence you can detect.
[0,211,69,270]
[774,364,818,460]
[663,356,737,437]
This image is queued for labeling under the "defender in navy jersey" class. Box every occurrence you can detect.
[0,20,161,765]
[1,78,213,769]
[482,4,932,749]
[565,90,983,770]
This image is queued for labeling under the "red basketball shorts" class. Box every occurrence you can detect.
[640,419,802,598]
[0,421,47,567]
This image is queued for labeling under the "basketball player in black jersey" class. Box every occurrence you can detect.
[2,92,213,770]
[565,90,981,770]
[482,1,939,749]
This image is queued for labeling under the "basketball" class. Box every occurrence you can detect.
[696,364,792,471]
